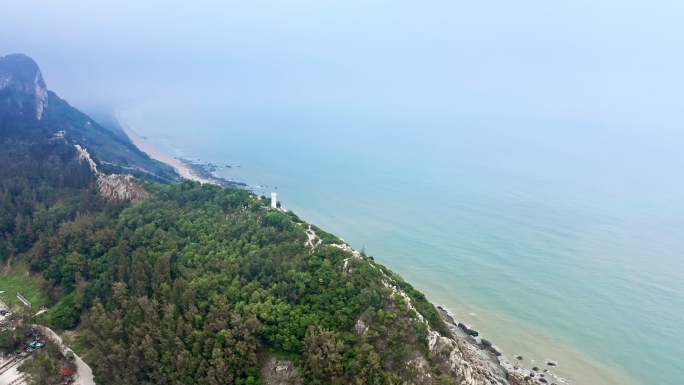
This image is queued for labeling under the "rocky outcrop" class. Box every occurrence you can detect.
[97,174,150,203]
[75,144,98,172]
[74,143,150,203]
[0,54,48,119]
[427,319,511,384]
[458,322,480,337]
[436,307,551,385]
[260,356,303,385]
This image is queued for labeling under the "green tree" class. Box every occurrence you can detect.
[50,294,80,329]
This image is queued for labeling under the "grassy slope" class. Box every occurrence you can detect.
[0,262,47,308]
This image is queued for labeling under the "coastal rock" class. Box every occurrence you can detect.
[434,308,540,385]
[458,322,479,337]
[487,347,502,357]
[331,244,538,384]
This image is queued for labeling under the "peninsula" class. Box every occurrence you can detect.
[0,53,549,385]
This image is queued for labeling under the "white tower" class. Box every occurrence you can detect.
[271,192,277,209]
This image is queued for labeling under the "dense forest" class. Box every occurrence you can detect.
[0,113,461,385]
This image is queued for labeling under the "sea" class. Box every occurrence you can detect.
[118,100,684,385]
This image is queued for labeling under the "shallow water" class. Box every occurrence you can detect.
[119,101,684,384]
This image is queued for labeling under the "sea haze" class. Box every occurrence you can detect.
[120,100,684,385]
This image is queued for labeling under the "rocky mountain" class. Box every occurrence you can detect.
[0,53,49,120]
[0,53,181,184]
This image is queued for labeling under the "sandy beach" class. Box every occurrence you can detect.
[115,107,215,184]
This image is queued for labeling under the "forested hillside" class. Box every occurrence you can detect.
[0,114,109,264]
[0,55,534,385]
[0,115,458,384]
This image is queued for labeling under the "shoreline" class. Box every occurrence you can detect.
[435,305,569,385]
[114,107,216,184]
[111,105,639,385]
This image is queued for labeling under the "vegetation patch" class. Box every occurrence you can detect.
[0,263,47,309]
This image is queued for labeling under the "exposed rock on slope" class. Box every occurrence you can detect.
[260,356,303,385]
[97,174,150,203]
[75,144,98,172]
[76,143,150,203]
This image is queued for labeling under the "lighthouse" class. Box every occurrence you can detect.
[271,192,277,209]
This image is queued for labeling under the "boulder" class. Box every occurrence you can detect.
[260,356,302,385]
[457,323,478,336]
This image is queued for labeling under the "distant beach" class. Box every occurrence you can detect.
[115,107,214,184]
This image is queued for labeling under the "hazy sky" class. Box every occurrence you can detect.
[2,0,683,131]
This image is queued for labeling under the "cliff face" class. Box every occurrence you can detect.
[0,53,48,120]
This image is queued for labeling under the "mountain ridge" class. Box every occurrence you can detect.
[0,53,181,184]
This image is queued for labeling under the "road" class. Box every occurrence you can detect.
[33,325,95,385]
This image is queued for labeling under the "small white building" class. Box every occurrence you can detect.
[271,192,277,209]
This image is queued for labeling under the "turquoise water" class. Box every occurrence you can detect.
[120,102,684,384]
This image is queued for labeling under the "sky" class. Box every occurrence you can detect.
[1,0,683,132]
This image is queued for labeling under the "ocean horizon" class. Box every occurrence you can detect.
[117,100,684,385]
